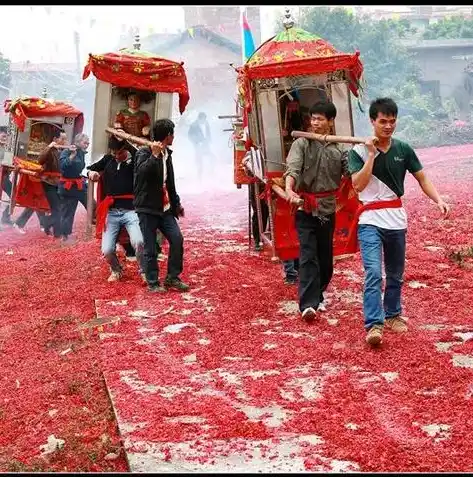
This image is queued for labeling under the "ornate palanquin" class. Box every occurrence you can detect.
[235,10,364,260]
[4,97,84,134]
[1,96,84,213]
[82,50,190,114]
[83,37,190,239]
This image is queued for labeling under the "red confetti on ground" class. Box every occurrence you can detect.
[0,145,472,472]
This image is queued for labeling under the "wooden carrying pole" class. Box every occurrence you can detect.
[292,130,374,145]
[105,127,154,147]
[242,155,304,206]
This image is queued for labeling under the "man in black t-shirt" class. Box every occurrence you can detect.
[87,136,144,282]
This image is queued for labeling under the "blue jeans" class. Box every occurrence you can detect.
[358,224,406,330]
[102,209,144,273]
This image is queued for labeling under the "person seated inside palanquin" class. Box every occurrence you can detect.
[113,90,152,140]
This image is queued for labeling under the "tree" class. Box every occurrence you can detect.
[296,7,421,100]
[0,51,11,92]
[423,16,473,40]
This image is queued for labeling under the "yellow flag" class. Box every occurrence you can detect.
[392,13,400,20]
[188,27,194,38]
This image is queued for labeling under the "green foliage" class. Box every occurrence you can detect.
[423,15,473,40]
[296,7,420,98]
[0,51,11,91]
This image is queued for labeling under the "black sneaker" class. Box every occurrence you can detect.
[148,284,166,293]
[301,307,317,323]
[164,277,190,292]
[255,243,263,252]
[284,276,297,285]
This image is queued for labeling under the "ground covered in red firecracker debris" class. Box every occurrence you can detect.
[0,145,473,472]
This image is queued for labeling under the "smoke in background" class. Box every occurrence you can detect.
[171,97,237,196]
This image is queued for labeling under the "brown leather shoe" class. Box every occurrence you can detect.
[366,324,383,346]
[385,316,408,333]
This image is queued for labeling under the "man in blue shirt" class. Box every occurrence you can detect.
[59,133,90,241]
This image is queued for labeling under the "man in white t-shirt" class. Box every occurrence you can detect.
[348,97,449,346]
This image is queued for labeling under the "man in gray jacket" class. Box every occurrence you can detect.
[284,101,349,323]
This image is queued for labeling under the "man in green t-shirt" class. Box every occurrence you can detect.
[348,97,449,347]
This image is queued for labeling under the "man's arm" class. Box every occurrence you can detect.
[284,139,305,203]
[134,148,158,175]
[86,155,108,172]
[341,148,351,178]
[350,139,377,192]
[413,170,450,216]
[38,144,54,166]
[86,155,109,181]
[404,143,449,217]
[135,143,164,176]
[59,147,76,169]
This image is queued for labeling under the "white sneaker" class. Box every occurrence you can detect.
[13,224,26,235]
[107,271,122,282]
[301,307,317,323]
[317,302,327,312]
[126,256,137,262]
[158,253,167,262]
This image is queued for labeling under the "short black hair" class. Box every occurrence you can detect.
[152,118,175,142]
[108,135,125,151]
[309,101,337,121]
[369,98,398,121]
[53,128,65,139]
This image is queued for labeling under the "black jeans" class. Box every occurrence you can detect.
[123,233,162,257]
[42,183,61,237]
[249,183,269,244]
[138,210,183,287]
[295,211,335,312]
[15,183,60,233]
[59,190,87,237]
[15,208,46,229]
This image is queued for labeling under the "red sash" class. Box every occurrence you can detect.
[40,171,61,185]
[96,194,134,235]
[345,198,403,253]
[259,181,337,214]
[41,171,61,178]
[298,190,338,214]
[60,177,84,190]
[163,185,170,208]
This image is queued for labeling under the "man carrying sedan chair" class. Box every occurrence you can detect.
[87,135,145,282]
